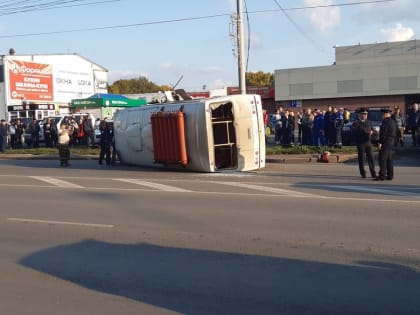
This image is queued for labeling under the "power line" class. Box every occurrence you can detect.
[0,0,396,39]
[272,0,328,53]
[271,0,394,54]
[0,13,230,38]
[0,0,119,16]
[251,0,395,14]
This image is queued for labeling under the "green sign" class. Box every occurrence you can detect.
[71,95,147,108]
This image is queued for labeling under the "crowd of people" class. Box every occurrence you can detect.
[0,114,117,167]
[263,102,420,181]
[264,106,352,148]
[263,103,420,149]
[0,114,97,150]
[1,118,28,150]
[55,116,116,167]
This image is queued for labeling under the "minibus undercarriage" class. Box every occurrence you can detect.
[211,102,237,170]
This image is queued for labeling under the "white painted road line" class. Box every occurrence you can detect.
[323,185,420,198]
[7,218,114,228]
[113,179,192,192]
[214,181,319,198]
[30,176,84,189]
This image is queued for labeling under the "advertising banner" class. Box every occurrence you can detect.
[8,60,53,101]
[53,67,95,102]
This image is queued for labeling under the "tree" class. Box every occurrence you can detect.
[108,76,168,94]
[245,71,273,87]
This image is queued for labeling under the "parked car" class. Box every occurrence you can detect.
[342,108,385,145]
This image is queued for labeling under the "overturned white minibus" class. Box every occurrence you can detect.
[113,94,265,172]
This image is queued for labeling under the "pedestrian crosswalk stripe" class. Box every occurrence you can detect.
[113,178,192,192]
[30,176,84,188]
[213,181,319,198]
[8,217,113,228]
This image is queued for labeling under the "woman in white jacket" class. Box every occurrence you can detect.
[58,123,73,167]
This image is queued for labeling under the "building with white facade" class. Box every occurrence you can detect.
[274,39,420,113]
[0,52,108,120]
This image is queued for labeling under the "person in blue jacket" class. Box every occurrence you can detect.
[312,109,325,147]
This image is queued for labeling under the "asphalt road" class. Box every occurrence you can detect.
[0,157,419,315]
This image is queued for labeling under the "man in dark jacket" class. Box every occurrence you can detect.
[98,120,113,165]
[374,109,397,181]
[0,119,8,152]
[352,108,376,178]
[82,114,95,147]
[391,106,405,147]
[28,119,40,148]
[407,103,419,146]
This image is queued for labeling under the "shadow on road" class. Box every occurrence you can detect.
[20,240,420,315]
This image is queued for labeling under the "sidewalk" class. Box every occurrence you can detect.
[0,152,357,164]
[0,153,97,161]
[266,153,358,164]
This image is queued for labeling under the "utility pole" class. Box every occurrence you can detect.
[237,0,246,94]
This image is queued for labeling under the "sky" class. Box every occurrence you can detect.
[0,0,419,91]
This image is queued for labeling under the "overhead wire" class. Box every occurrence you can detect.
[240,0,394,74]
[272,0,330,53]
[0,0,396,39]
[0,0,119,16]
[0,13,230,38]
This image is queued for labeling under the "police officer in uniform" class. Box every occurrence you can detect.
[352,108,376,178]
[374,108,397,181]
[98,120,113,165]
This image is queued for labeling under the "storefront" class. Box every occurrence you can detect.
[7,103,56,121]
[0,53,108,121]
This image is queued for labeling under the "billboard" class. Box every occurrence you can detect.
[7,60,53,101]
[5,55,108,105]
[53,67,95,102]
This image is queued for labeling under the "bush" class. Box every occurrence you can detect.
[266,145,358,155]
[4,146,100,155]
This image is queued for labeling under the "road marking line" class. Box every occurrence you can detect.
[407,248,420,253]
[113,178,192,192]
[7,218,114,228]
[214,181,319,197]
[2,183,420,204]
[29,176,84,188]
[323,185,420,198]
[0,184,52,188]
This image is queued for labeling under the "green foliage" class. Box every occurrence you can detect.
[245,71,273,86]
[4,147,100,155]
[266,145,358,155]
[108,76,164,94]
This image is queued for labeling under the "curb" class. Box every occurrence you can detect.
[0,153,359,164]
[0,154,98,161]
[265,154,357,164]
